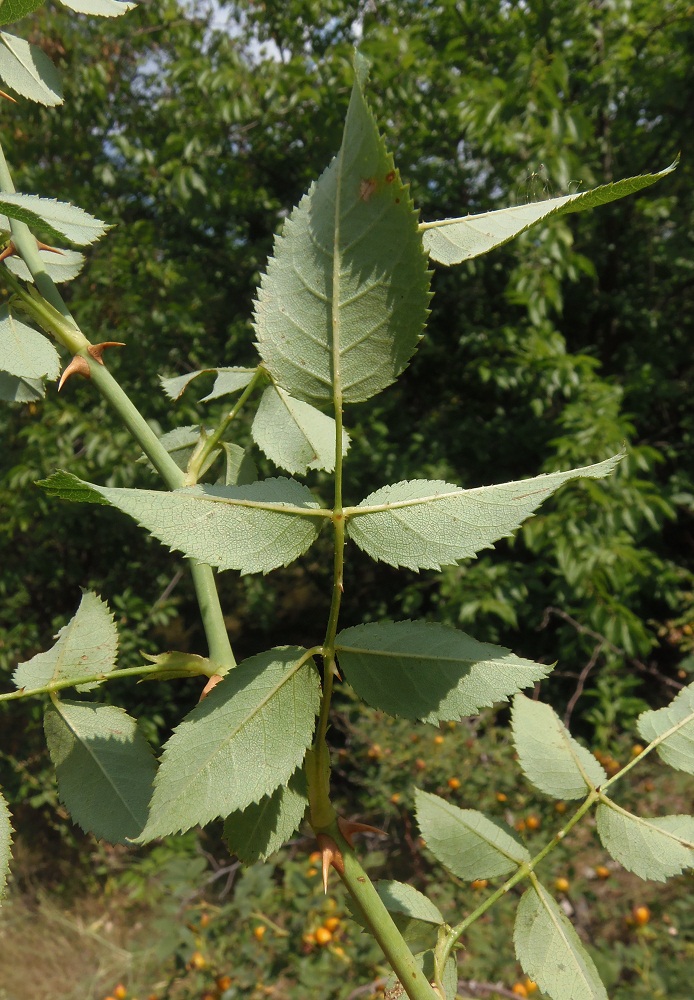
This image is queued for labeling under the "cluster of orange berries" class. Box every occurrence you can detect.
[511,976,538,996]
[302,914,343,951]
[103,986,159,1000]
[593,749,622,776]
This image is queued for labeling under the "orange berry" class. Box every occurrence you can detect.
[554,877,570,893]
[554,801,567,814]
[447,777,461,790]
[471,879,489,890]
[189,951,206,970]
[324,916,341,931]
[315,926,333,945]
[308,850,321,864]
[434,734,445,745]
[631,744,645,758]
[306,867,318,877]
[525,815,541,831]
[496,792,508,802]
[512,984,528,997]
[253,925,266,940]
[302,931,316,946]
[216,976,232,991]
[104,996,117,1000]
[414,758,427,771]
[114,988,127,1000]
[524,979,538,994]
[390,792,401,804]
[633,905,651,926]
[332,945,347,958]
[199,911,211,929]
[367,743,383,759]
[595,865,610,880]
[515,819,527,833]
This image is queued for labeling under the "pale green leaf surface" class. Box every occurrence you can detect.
[347,454,622,571]
[0,0,45,28]
[637,681,694,774]
[415,789,529,879]
[219,442,257,486]
[0,371,44,401]
[596,803,694,881]
[514,882,608,1000]
[251,384,349,475]
[39,471,324,575]
[0,193,107,246]
[159,367,255,401]
[13,591,117,693]
[375,881,444,927]
[0,791,13,903]
[4,247,85,283]
[223,768,308,865]
[0,31,62,105]
[144,425,219,478]
[56,0,135,16]
[335,620,550,722]
[139,648,320,840]
[422,162,677,265]
[0,307,60,380]
[254,58,430,405]
[512,694,607,799]
[44,701,157,843]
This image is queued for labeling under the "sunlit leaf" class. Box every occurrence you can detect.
[44,701,157,843]
[254,53,430,405]
[13,590,117,693]
[138,647,320,840]
[0,31,62,105]
[596,802,694,881]
[39,470,326,575]
[512,693,607,799]
[56,0,136,16]
[514,881,608,1000]
[335,620,550,722]
[0,193,108,245]
[637,681,694,775]
[421,162,677,265]
[4,247,85,283]
[415,789,529,879]
[251,384,349,475]
[346,454,622,571]
[223,768,308,865]
[159,367,255,402]
[0,307,60,381]
[0,791,12,904]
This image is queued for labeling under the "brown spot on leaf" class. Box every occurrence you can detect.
[359,177,378,202]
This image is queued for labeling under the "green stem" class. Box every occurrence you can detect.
[0,142,235,671]
[438,789,600,969]
[0,663,178,703]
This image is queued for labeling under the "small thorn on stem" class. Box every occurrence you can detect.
[316,833,344,893]
[0,90,17,103]
[58,356,90,390]
[338,816,388,848]
[199,674,223,701]
[87,341,126,364]
[36,242,64,256]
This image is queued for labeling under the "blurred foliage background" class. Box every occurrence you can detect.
[1,0,694,986]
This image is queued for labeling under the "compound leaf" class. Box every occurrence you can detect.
[44,701,157,843]
[514,881,608,1000]
[335,620,550,722]
[252,384,349,475]
[159,367,255,402]
[0,193,108,245]
[422,162,677,265]
[139,647,320,840]
[223,768,308,865]
[346,454,622,571]
[254,54,430,406]
[39,471,325,575]
[0,31,62,105]
[512,694,607,799]
[637,682,694,774]
[0,307,60,381]
[596,803,694,881]
[56,0,136,15]
[13,590,117,693]
[415,789,529,880]
[0,0,46,28]
[0,371,44,401]
[0,791,12,904]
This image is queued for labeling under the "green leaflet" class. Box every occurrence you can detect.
[347,879,444,952]
[596,803,694,881]
[159,367,255,402]
[637,681,694,774]
[346,453,623,571]
[0,193,108,245]
[138,648,321,841]
[4,246,85,283]
[415,789,529,880]
[56,0,136,15]
[39,470,326,575]
[0,31,62,105]
[13,590,117,693]
[223,768,308,865]
[254,54,430,406]
[514,881,608,1000]
[335,620,550,723]
[251,384,350,475]
[0,371,45,401]
[512,694,607,799]
[0,0,46,28]
[0,791,12,904]
[151,425,220,476]
[421,161,677,265]
[44,701,157,844]
[219,442,257,486]
[0,307,60,381]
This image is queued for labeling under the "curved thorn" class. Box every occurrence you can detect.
[338,816,388,848]
[87,342,126,365]
[58,355,90,390]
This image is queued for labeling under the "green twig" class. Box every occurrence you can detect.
[0,663,174,703]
